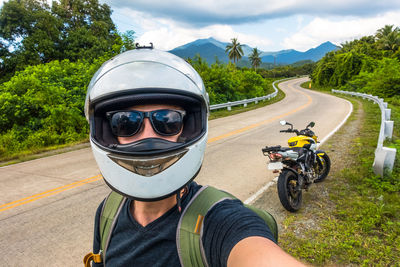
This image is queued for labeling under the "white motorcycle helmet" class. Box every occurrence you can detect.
[85,47,209,201]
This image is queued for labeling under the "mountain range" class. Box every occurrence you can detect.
[169,37,339,65]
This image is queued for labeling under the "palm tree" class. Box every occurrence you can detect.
[225,38,244,64]
[376,25,400,53]
[249,47,262,70]
[383,32,400,52]
[376,25,397,39]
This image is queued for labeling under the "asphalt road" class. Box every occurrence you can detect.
[0,77,351,266]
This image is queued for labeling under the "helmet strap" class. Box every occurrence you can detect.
[176,186,188,213]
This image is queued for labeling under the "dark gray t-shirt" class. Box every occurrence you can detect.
[92,182,275,267]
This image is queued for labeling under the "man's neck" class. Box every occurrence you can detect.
[131,195,177,227]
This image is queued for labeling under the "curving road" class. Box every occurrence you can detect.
[0,77,351,266]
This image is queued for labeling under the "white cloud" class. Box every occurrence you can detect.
[296,15,304,30]
[106,0,400,51]
[116,8,272,50]
[106,0,400,25]
[283,11,400,51]
[138,24,272,51]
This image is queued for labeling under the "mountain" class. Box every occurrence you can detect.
[169,37,230,63]
[261,41,339,64]
[168,37,339,65]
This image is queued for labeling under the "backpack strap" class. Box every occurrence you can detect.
[177,185,278,267]
[100,191,126,258]
[244,205,278,242]
[83,191,126,266]
[177,186,235,267]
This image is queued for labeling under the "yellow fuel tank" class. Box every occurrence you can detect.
[287,135,317,148]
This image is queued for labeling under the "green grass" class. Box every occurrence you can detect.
[0,139,90,167]
[279,96,400,266]
[300,81,332,92]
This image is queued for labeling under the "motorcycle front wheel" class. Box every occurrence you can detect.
[277,169,302,212]
[314,153,331,183]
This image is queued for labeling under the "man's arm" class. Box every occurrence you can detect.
[227,236,306,267]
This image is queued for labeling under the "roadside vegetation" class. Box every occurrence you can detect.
[311,25,400,100]
[307,23,399,179]
[189,55,276,105]
[307,23,399,169]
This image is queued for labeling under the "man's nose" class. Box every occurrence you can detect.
[140,118,158,138]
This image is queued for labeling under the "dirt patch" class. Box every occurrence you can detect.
[252,99,364,238]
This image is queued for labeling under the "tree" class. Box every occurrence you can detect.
[225,37,244,64]
[375,25,400,53]
[120,30,136,52]
[51,0,118,60]
[249,47,262,70]
[0,0,62,80]
[0,0,119,81]
[376,25,397,40]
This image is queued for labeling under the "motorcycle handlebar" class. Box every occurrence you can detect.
[280,129,300,135]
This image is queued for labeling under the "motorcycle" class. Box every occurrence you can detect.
[262,121,331,212]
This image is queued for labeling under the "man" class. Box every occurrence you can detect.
[85,47,304,266]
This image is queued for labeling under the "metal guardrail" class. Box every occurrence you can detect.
[209,77,294,111]
[332,89,396,176]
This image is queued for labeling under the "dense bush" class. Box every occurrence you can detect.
[189,55,273,104]
[341,58,400,98]
[259,61,315,78]
[0,58,105,158]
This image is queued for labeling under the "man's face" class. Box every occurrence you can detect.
[117,104,184,144]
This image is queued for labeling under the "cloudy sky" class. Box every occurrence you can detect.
[102,0,400,52]
[1,0,400,52]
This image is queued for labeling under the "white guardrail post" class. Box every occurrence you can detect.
[332,89,397,176]
[209,77,294,111]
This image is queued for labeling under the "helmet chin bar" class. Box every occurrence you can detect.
[108,149,188,177]
[102,165,202,202]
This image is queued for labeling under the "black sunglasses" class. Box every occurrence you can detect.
[106,109,186,137]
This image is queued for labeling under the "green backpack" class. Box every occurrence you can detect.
[83,185,278,267]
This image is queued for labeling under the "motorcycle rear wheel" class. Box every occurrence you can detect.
[314,153,331,183]
[277,170,302,212]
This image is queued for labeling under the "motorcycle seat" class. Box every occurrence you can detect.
[262,145,283,152]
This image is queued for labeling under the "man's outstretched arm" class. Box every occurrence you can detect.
[227,236,306,267]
